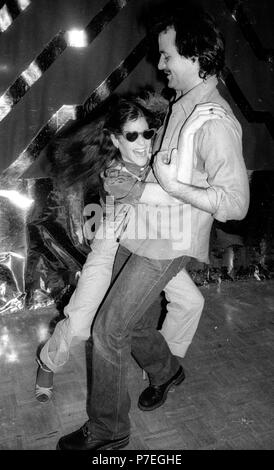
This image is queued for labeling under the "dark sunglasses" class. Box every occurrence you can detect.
[123,128,156,142]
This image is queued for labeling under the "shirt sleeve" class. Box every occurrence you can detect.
[197,118,250,222]
[103,168,145,203]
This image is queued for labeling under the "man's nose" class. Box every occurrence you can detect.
[158,56,165,70]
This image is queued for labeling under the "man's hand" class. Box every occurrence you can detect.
[153,149,180,194]
[177,103,233,184]
[153,102,236,200]
[180,102,232,136]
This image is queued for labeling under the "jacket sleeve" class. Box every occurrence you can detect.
[198,118,250,222]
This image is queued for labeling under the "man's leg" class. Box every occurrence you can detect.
[131,268,198,412]
[131,269,204,366]
[57,248,186,449]
[89,251,187,437]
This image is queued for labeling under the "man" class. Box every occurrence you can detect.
[57,3,249,450]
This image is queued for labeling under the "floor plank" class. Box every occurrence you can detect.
[0,279,273,450]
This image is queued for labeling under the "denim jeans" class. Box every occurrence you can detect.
[87,245,189,440]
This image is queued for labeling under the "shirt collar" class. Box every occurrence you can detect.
[171,76,219,117]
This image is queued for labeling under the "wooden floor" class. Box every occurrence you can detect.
[0,279,274,450]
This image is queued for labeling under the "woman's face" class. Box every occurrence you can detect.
[111,116,153,167]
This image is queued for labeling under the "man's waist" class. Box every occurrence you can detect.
[119,203,213,260]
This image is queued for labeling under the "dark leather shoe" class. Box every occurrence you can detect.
[138,365,185,411]
[57,422,129,450]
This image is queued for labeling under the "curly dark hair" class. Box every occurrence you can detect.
[47,94,157,195]
[150,1,225,79]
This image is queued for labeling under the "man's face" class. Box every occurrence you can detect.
[158,27,201,93]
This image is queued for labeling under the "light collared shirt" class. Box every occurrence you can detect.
[120,77,250,261]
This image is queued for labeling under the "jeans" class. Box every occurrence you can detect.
[87,245,189,440]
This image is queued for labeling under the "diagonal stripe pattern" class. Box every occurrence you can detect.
[0,0,31,33]
[221,67,274,139]
[224,0,274,64]
[2,37,148,180]
[1,0,273,182]
[0,0,132,122]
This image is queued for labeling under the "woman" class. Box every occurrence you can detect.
[35,95,164,401]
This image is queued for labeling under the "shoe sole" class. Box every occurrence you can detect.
[97,435,130,450]
[56,435,130,451]
[138,370,185,412]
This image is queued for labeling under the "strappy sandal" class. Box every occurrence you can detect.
[35,357,53,403]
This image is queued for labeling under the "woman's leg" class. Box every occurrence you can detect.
[39,238,119,369]
[36,204,130,400]
[161,268,204,357]
[35,237,119,401]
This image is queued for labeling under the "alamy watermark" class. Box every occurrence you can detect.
[83,196,192,251]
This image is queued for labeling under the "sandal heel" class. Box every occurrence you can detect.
[35,358,54,403]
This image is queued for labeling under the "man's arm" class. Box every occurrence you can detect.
[153,119,250,222]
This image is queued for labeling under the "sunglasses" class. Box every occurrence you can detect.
[123,128,156,142]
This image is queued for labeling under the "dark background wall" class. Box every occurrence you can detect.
[0,0,273,176]
[0,0,273,307]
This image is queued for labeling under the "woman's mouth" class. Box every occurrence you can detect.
[134,149,148,158]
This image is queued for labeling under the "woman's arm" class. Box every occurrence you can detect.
[139,182,181,206]
[103,167,181,206]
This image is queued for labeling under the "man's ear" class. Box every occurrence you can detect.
[110,133,119,149]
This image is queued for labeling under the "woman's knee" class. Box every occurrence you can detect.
[195,290,205,311]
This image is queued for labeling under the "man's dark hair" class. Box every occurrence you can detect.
[151,2,225,79]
